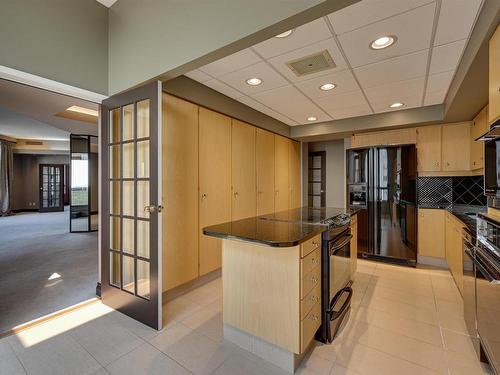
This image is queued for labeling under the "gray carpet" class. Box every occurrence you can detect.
[0,208,98,332]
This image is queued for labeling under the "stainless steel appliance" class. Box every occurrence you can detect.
[484,138,500,196]
[347,146,417,265]
[317,214,352,343]
[474,215,500,373]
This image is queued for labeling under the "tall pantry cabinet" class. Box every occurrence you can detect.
[162,94,302,291]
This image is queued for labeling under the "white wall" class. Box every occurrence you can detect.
[303,139,350,208]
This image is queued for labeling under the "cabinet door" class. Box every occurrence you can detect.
[442,122,471,172]
[416,125,442,172]
[256,128,275,216]
[417,209,445,258]
[489,24,500,124]
[231,120,256,221]
[289,140,301,209]
[471,107,486,170]
[274,135,290,212]
[445,214,454,271]
[199,108,231,275]
[163,95,199,290]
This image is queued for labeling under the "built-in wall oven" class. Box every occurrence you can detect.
[317,220,352,343]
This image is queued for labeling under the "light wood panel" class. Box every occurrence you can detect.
[351,128,416,148]
[471,106,487,170]
[445,212,464,295]
[289,140,301,209]
[162,94,199,291]
[231,120,256,221]
[442,122,471,172]
[199,107,232,276]
[275,135,290,212]
[416,125,442,172]
[417,209,445,259]
[256,128,275,216]
[489,24,500,124]
[222,239,301,353]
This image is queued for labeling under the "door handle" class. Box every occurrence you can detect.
[233,191,239,197]
[144,205,157,213]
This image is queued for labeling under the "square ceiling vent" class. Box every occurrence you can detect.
[286,50,336,77]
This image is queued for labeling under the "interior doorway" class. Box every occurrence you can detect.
[38,164,64,212]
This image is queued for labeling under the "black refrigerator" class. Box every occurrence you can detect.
[347,145,417,265]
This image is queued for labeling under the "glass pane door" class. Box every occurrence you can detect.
[39,164,64,212]
[101,81,161,330]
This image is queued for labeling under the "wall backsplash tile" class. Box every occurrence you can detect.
[417,176,486,207]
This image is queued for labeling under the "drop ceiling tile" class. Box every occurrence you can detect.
[199,49,262,78]
[251,85,331,124]
[253,18,332,59]
[353,49,429,89]
[434,0,482,46]
[426,70,455,94]
[364,77,425,105]
[184,69,212,83]
[203,79,245,99]
[424,90,447,105]
[217,61,288,96]
[315,90,370,112]
[429,39,466,74]
[370,94,422,113]
[328,0,434,35]
[337,3,436,68]
[294,69,360,99]
[268,38,348,83]
[237,96,298,126]
[330,104,373,120]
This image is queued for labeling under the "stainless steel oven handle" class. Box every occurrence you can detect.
[473,254,500,285]
[330,234,353,253]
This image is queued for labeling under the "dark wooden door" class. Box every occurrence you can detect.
[39,164,64,212]
[101,81,162,330]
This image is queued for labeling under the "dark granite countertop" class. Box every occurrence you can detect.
[203,207,357,247]
[418,204,486,235]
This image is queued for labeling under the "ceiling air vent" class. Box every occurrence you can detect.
[25,140,43,146]
[286,50,336,77]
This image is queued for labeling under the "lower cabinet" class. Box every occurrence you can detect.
[417,209,445,259]
[350,214,358,277]
[445,213,464,295]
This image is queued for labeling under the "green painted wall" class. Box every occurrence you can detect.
[0,0,108,95]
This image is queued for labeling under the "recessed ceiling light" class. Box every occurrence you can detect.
[246,77,262,86]
[66,105,98,117]
[307,116,317,121]
[320,83,336,91]
[275,29,294,38]
[389,102,404,108]
[370,35,397,50]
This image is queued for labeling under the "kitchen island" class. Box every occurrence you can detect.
[203,207,355,373]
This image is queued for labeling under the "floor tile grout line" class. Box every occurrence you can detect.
[5,337,29,375]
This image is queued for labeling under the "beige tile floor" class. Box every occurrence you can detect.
[0,260,492,375]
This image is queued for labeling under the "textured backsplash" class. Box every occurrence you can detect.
[417,176,486,207]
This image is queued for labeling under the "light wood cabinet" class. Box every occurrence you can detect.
[416,125,442,172]
[289,140,301,209]
[442,122,471,172]
[489,24,500,124]
[162,94,199,290]
[445,212,464,295]
[275,135,290,212]
[417,209,445,259]
[471,105,488,170]
[199,108,232,276]
[256,129,275,216]
[350,214,358,277]
[231,120,256,221]
[351,128,416,148]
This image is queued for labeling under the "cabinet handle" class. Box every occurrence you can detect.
[312,240,319,247]
[311,276,318,283]
[201,193,207,201]
[275,190,279,195]
[233,192,239,197]
[257,190,263,194]
[311,257,319,265]
[446,162,450,166]
[311,315,320,322]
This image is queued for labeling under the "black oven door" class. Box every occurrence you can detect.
[329,231,352,301]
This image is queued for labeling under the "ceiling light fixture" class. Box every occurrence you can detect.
[389,102,404,108]
[370,35,397,50]
[275,29,295,38]
[307,116,317,121]
[320,83,336,91]
[246,77,263,86]
[66,105,99,117]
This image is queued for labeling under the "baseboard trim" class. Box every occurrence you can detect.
[0,297,100,339]
[163,268,221,303]
[12,209,38,213]
[417,255,449,268]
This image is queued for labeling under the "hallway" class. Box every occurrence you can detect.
[0,209,97,333]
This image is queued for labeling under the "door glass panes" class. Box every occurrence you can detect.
[137,100,150,138]
[123,104,135,141]
[110,252,121,287]
[107,99,151,300]
[137,141,149,178]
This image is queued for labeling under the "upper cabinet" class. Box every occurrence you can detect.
[256,129,275,216]
[471,105,488,170]
[442,122,471,172]
[289,140,301,209]
[275,135,290,212]
[489,24,500,124]
[416,125,442,172]
[231,120,256,221]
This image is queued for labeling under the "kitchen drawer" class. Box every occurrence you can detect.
[301,264,320,298]
[301,246,321,277]
[300,298,321,352]
[301,234,321,258]
[301,280,321,320]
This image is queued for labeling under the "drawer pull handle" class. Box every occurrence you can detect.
[311,257,319,265]
[311,315,319,322]
[310,295,319,303]
[312,240,319,247]
[311,276,318,283]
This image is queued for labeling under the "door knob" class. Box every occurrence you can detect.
[144,205,157,213]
